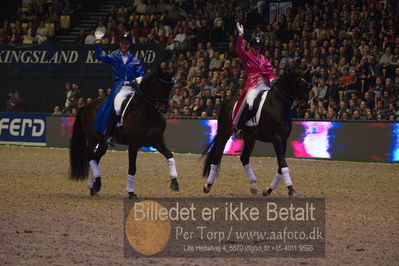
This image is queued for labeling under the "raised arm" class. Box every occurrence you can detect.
[95,41,113,64]
[94,30,112,64]
[235,23,249,62]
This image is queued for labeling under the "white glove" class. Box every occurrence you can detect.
[236,22,244,35]
[94,30,105,40]
[135,77,143,85]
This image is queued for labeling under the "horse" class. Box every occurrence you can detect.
[69,67,179,199]
[202,68,311,196]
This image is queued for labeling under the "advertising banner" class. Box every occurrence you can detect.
[0,43,168,70]
[46,116,399,162]
[0,112,48,145]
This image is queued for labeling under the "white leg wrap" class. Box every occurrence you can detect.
[269,172,283,190]
[281,167,293,187]
[89,160,102,178]
[207,164,219,184]
[167,158,178,179]
[244,164,257,183]
[126,174,135,193]
[87,170,95,189]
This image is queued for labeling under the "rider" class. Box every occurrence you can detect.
[232,23,275,137]
[92,30,145,136]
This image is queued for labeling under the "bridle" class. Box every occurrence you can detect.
[273,75,309,104]
[136,76,172,112]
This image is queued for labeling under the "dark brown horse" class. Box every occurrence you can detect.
[202,68,311,196]
[69,67,179,199]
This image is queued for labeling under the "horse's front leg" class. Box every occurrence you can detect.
[127,145,138,199]
[154,139,180,192]
[241,131,258,195]
[263,138,297,197]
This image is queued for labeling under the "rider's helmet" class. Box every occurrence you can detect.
[249,37,263,47]
[119,33,132,42]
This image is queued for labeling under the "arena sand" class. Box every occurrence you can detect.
[0,146,398,266]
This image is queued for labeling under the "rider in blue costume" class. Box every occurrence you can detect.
[92,30,145,135]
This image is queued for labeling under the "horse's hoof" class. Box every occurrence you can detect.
[262,188,273,197]
[250,182,258,195]
[128,192,138,200]
[93,177,102,192]
[90,188,99,197]
[288,186,298,197]
[203,183,212,194]
[170,178,180,192]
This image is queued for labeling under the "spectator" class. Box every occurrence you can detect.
[9,28,21,44]
[209,51,224,71]
[85,30,96,44]
[166,27,187,50]
[21,28,34,43]
[0,28,8,43]
[6,91,25,112]
[35,21,48,44]
[98,89,105,98]
[77,97,86,109]
[77,29,86,44]
[171,88,183,102]
[64,82,74,111]
[53,106,62,115]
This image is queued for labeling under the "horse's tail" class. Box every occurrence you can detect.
[69,108,89,180]
[202,136,217,178]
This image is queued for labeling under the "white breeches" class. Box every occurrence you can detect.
[114,85,135,116]
[246,79,270,110]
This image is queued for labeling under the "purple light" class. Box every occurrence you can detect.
[291,121,337,158]
[202,119,242,155]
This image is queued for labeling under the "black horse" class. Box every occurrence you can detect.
[69,67,179,199]
[202,68,310,196]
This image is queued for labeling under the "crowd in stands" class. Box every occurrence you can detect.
[0,0,78,44]
[2,0,399,121]
[81,0,245,47]
[155,0,399,121]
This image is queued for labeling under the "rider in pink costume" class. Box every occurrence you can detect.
[232,23,275,136]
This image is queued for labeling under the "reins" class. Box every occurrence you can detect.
[135,76,172,112]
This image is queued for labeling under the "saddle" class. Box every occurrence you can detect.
[237,90,269,129]
[105,95,134,137]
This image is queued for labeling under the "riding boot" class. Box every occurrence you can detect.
[105,113,120,147]
[237,106,252,130]
[234,105,251,139]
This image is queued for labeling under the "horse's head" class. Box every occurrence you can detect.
[275,68,311,106]
[139,66,174,113]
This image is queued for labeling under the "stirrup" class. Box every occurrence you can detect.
[234,129,243,139]
[115,115,122,127]
[106,136,116,147]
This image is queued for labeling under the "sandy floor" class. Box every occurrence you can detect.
[0,146,398,265]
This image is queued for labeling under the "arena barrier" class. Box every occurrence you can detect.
[43,115,399,163]
[1,113,397,162]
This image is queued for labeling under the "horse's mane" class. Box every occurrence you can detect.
[139,68,158,89]
[273,68,302,91]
